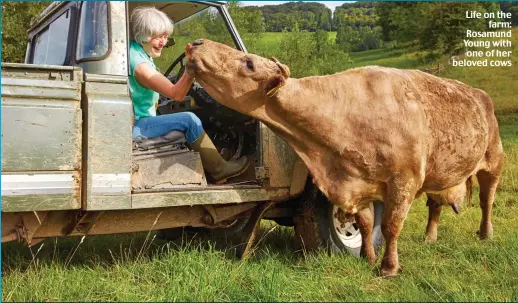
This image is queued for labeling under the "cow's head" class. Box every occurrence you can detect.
[186,39,290,114]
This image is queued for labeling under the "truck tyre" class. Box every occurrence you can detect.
[294,186,384,257]
[209,217,249,242]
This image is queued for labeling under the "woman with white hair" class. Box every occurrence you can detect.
[129,6,249,184]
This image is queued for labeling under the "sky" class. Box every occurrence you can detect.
[241,1,351,13]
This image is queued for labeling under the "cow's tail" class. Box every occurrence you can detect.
[466,175,474,206]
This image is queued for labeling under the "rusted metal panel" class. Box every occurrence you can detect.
[1,68,82,171]
[79,208,206,235]
[83,77,133,210]
[131,187,289,209]
[61,210,105,236]
[254,166,270,180]
[2,203,257,240]
[78,203,256,236]
[289,158,309,197]
[20,212,49,246]
[2,172,81,212]
[2,213,20,238]
[260,123,299,188]
[258,122,270,185]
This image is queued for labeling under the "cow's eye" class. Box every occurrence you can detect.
[246,60,254,70]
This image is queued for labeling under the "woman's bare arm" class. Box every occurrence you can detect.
[134,63,194,101]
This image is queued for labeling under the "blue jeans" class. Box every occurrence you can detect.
[133,112,204,144]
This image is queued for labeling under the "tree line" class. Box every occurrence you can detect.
[2,1,518,65]
[244,1,377,32]
[241,1,518,54]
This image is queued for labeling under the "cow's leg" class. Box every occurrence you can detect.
[380,180,415,277]
[476,131,504,239]
[425,195,442,243]
[356,205,375,265]
[476,170,500,240]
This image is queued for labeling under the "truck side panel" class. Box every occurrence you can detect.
[1,64,83,212]
[260,123,309,197]
[83,74,133,210]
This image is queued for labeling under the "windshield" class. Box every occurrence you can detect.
[154,6,238,73]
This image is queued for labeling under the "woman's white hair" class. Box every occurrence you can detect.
[131,6,174,45]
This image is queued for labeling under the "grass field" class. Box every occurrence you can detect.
[242,31,337,55]
[2,29,518,302]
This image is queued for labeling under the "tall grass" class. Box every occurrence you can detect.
[3,193,518,301]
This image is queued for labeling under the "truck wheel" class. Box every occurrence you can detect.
[294,189,384,257]
[325,201,384,255]
[209,217,249,241]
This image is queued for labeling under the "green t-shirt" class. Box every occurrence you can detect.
[129,40,159,120]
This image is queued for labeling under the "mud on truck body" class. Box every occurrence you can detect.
[1,1,384,257]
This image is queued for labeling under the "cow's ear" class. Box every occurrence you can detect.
[272,57,290,78]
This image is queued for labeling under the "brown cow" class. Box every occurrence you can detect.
[185,39,504,277]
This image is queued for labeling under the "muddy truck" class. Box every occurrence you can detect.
[1,1,384,257]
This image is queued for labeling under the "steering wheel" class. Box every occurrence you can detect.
[160,51,224,114]
[164,52,186,83]
[159,52,246,161]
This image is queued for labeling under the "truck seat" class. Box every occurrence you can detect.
[133,130,187,151]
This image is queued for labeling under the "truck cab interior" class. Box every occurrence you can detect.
[127,2,260,187]
[26,1,262,190]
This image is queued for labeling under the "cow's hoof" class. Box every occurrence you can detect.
[380,264,402,278]
[478,229,494,240]
[424,234,437,244]
[478,223,494,240]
